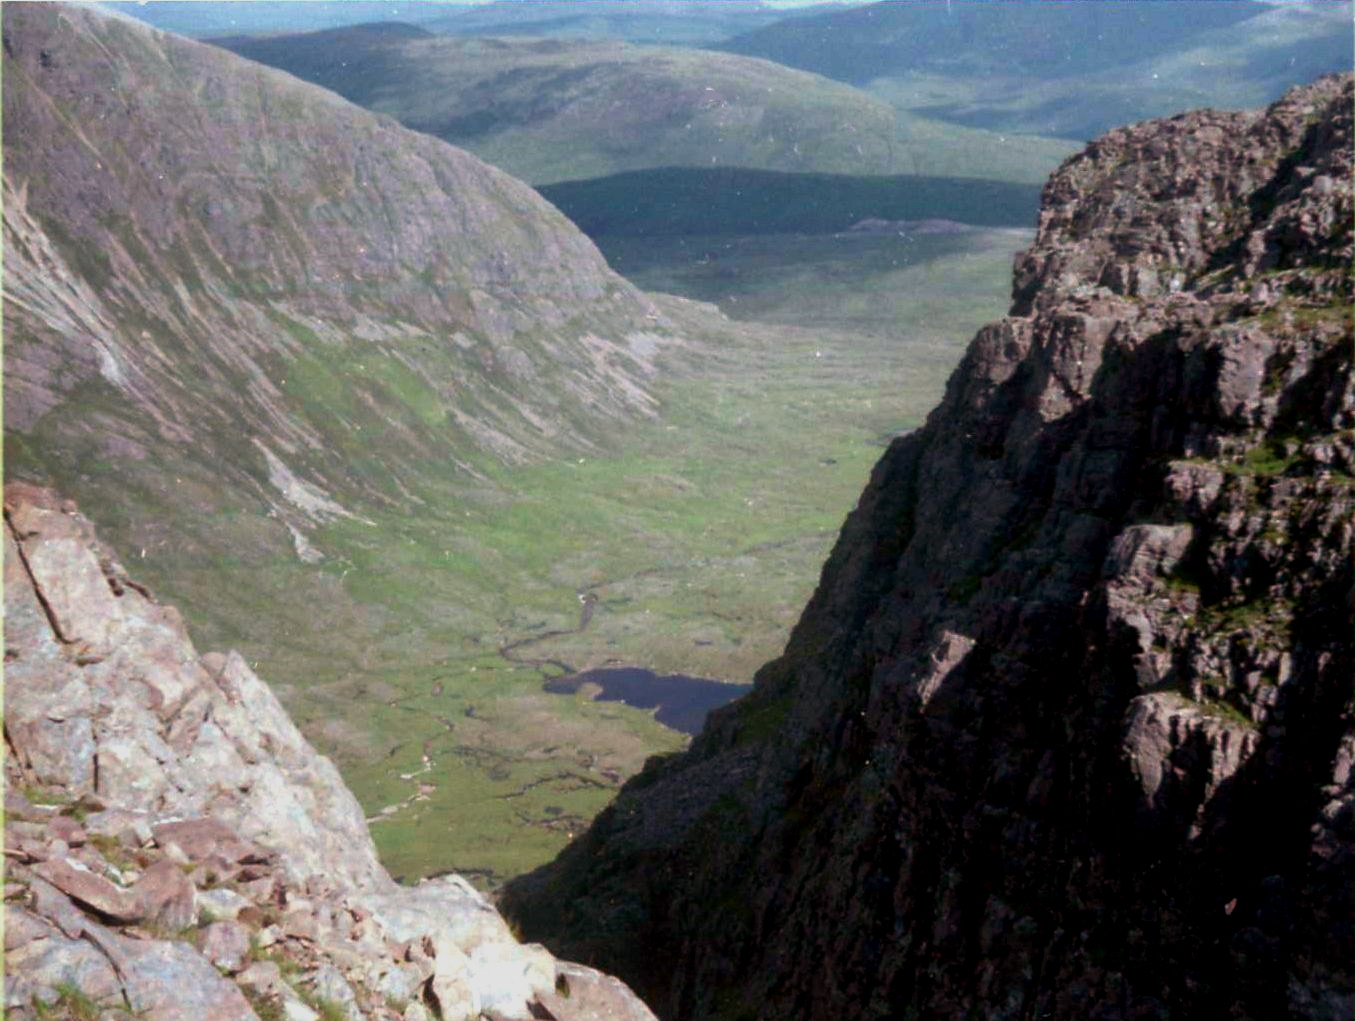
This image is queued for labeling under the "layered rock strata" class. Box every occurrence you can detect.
[3,483,656,1021]
[503,76,1355,1020]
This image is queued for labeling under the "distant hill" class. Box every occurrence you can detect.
[216,27,1076,186]
[102,0,465,37]
[722,0,1263,85]
[720,0,1353,138]
[421,0,819,46]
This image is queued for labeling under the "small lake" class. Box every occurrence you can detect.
[545,667,752,735]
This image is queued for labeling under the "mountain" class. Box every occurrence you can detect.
[102,1,470,38]
[420,0,825,46]
[721,0,1354,139]
[3,0,720,881]
[214,26,1076,186]
[502,75,1355,1020]
[3,0,679,609]
[4,2,675,501]
[3,481,657,1021]
[108,0,830,45]
[722,0,1265,85]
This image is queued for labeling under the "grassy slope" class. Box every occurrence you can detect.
[217,28,1075,185]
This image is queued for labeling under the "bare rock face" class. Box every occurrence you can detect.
[503,76,1354,1020]
[3,484,657,1021]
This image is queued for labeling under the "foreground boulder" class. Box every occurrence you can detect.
[503,76,1355,1020]
[3,482,656,1021]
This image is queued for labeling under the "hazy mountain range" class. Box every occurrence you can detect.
[215,23,1074,186]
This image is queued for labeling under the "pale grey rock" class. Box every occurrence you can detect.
[199,921,251,974]
[237,961,287,998]
[6,502,124,654]
[363,959,423,1006]
[152,819,263,867]
[26,875,94,940]
[2,918,123,1012]
[33,858,139,922]
[366,875,514,954]
[281,999,319,1021]
[535,962,661,1021]
[428,936,480,1021]
[1104,524,1194,584]
[1122,692,1259,835]
[306,963,361,1021]
[467,940,556,1019]
[197,887,252,922]
[99,929,259,1021]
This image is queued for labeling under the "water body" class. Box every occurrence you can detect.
[545,667,752,736]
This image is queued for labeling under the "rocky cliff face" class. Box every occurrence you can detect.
[4,481,657,1021]
[502,76,1355,1020]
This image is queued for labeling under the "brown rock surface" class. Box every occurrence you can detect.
[199,921,252,974]
[503,76,1355,1020]
[32,859,140,923]
[133,859,198,934]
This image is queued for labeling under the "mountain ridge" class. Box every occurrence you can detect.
[214,25,1075,186]
[720,0,1354,140]
[502,74,1355,1021]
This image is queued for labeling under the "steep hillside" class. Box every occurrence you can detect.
[3,482,657,1021]
[215,26,1075,186]
[2,1,706,879]
[503,76,1355,1021]
[722,0,1352,140]
[4,3,669,484]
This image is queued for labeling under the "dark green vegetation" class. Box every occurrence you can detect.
[540,167,1041,236]
[215,26,1075,185]
[721,0,1353,139]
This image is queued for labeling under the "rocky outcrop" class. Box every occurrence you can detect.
[3,483,657,1021]
[503,77,1355,1019]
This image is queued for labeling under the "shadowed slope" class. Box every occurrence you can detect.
[503,76,1355,1021]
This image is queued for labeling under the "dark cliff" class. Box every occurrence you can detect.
[502,77,1355,1020]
